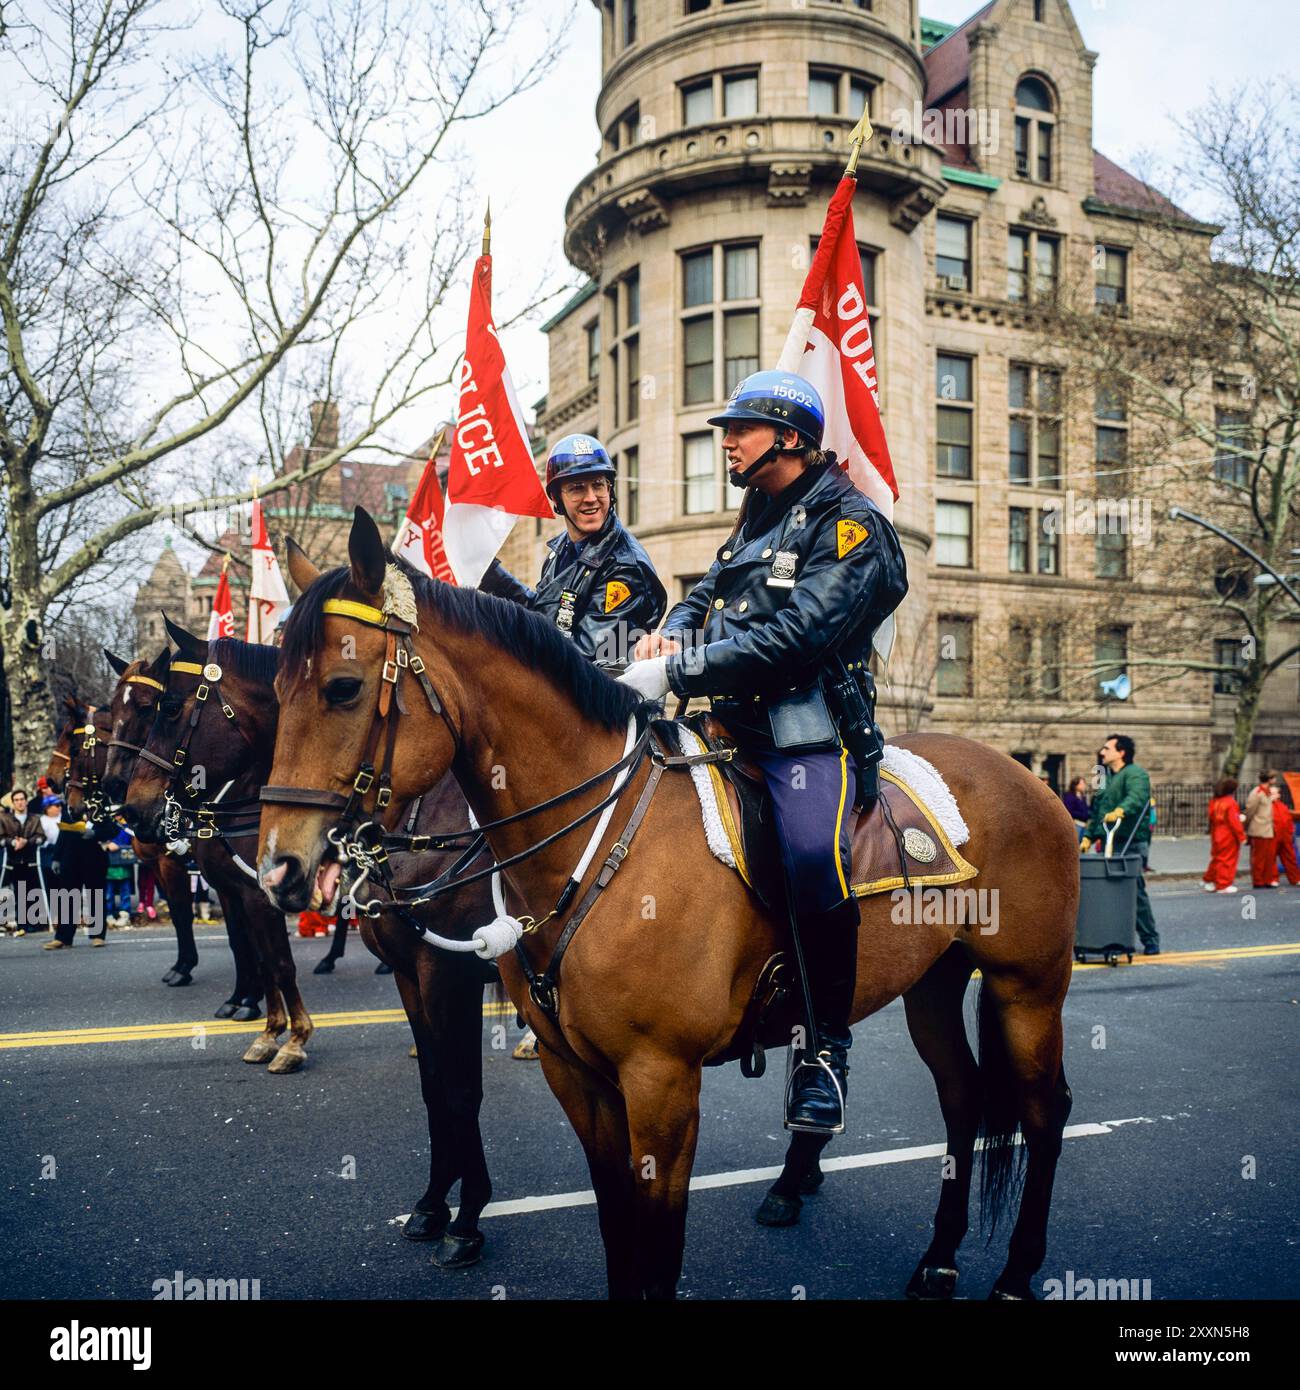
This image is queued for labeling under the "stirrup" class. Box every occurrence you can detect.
[783,1050,846,1135]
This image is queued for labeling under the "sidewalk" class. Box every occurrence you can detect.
[1145,835,1257,881]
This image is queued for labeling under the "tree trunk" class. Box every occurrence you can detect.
[1221,662,1266,779]
[0,597,56,789]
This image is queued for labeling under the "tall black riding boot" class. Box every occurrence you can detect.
[787,899,860,1134]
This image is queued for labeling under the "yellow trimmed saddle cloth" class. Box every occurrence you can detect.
[663,713,977,909]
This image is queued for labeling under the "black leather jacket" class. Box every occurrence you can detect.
[662,462,907,743]
[481,510,667,671]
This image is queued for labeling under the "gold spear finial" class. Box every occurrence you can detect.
[482,201,491,257]
[844,108,873,180]
[220,552,231,574]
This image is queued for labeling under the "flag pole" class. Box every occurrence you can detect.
[482,202,491,257]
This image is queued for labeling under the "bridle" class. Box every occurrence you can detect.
[129,658,264,857]
[257,594,654,929]
[61,717,110,823]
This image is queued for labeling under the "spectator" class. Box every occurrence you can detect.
[104,826,135,926]
[1083,734,1159,955]
[136,859,158,921]
[1202,778,1246,894]
[1243,772,1278,889]
[1269,782,1300,887]
[1,788,46,936]
[1062,777,1090,841]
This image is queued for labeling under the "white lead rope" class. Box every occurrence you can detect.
[351,713,641,960]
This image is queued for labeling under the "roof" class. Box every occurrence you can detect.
[541,280,597,334]
[920,17,956,51]
[922,5,1198,222]
[922,1,995,106]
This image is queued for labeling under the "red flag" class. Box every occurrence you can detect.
[393,446,456,584]
[246,498,289,643]
[442,254,551,586]
[206,565,234,641]
[777,176,898,515]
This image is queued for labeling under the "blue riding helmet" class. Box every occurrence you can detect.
[544,434,617,507]
[707,370,825,449]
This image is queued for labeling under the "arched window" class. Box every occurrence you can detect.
[1014,75,1057,182]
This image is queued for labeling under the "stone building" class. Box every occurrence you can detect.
[499,0,1300,788]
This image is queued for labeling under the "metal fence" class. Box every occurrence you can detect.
[1150,783,1223,837]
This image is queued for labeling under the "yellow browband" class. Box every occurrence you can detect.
[125,674,164,691]
[322,598,387,627]
[170,661,204,676]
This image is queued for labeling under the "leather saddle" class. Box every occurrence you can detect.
[657,712,973,911]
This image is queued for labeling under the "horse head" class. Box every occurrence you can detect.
[258,507,463,913]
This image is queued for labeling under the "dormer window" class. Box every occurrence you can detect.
[1014,76,1056,183]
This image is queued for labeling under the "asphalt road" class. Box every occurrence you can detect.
[1,883,1296,1303]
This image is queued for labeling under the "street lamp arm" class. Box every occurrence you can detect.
[1167,506,1300,612]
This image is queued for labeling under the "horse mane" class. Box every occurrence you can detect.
[209,637,279,688]
[279,558,643,733]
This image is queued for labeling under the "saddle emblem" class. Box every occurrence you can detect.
[837,518,870,558]
[902,828,938,864]
[604,580,631,613]
[767,550,798,589]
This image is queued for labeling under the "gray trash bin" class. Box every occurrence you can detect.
[1075,852,1141,965]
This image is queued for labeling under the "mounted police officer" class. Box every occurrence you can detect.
[480,433,667,672]
[622,370,908,1134]
[482,431,667,1059]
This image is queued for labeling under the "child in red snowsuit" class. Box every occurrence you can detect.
[1270,787,1300,886]
[1202,778,1246,892]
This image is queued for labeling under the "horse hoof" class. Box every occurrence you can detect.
[242,1038,280,1065]
[798,1168,824,1196]
[164,971,192,987]
[313,958,336,975]
[906,1264,959,1300]
[231,1002,262,1022]
[988,1284,1034,1301]
[401,1205,451,1242]
[213,1000,238,1019]
[267,1043,306,1074]
[374,962,393,975]
[754,1192,802,1227]
[431,1231,484,1269]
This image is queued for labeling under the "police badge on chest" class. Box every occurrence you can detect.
[767,550,798,589]
[556,589,578,635]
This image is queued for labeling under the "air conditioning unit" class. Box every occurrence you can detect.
[941,274,969,292]
[1015,155,1029,176]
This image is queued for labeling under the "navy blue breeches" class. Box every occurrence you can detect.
[750,748,859,915]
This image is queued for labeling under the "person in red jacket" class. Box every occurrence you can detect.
[1202,778,1246,894]
[1270,783,1300,886]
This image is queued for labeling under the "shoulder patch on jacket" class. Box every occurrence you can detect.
[604,580,632,613]
[836,518,870,558]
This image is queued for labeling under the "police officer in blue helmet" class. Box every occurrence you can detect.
[623,370,908,1134]
[480,433,666,672]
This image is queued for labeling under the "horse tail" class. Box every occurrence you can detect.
[976,977,1026,1235]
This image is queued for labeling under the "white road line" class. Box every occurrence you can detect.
[390,1118,1129,1227]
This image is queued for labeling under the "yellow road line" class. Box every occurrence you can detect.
[0,1001,516,1049]
[1,946,1293,1051]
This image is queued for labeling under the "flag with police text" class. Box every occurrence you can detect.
[442,255,552,587]
[393,446,456,584]
[246,499,290,643]
[776,176,898,516]
[207,566,235,641]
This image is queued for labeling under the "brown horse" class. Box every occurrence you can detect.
[112,627,313,1073]
[116,604,502,1261]
[259,508,1078,1300]
[45,697,196,974]
[100,650,264,1015]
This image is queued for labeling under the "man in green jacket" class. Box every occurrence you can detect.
[1082,733,1159,954]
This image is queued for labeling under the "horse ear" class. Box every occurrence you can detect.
[162,612,206,658]
[103,649,130,677]
[286,536,321,594]
[348,507,387,598]
[150,647,170,680]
